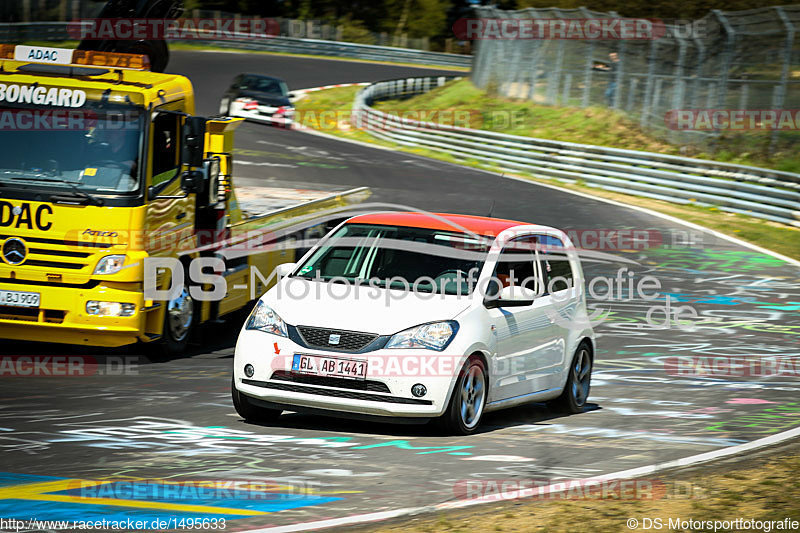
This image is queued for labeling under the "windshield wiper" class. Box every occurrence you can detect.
[50,184,105,206]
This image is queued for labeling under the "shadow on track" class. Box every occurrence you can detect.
[235,402,601,438]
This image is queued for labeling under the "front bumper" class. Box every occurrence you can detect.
[0,281,145,347]
[234,330,462,418]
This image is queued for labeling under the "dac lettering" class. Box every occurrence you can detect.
[0,202,53,230]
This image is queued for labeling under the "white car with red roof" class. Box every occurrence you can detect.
[232,212,595,434]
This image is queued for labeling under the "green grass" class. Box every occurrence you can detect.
[364,445,800,533]
[295,85,800,261]
[373,79,800,172]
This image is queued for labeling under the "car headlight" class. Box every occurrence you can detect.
[385,321,458,351]
[94,255,126,275]
[245,301,288,337]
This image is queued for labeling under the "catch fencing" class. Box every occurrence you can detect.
[469,5,800,153]
[352,76,800,227]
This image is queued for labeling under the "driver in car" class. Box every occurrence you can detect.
[86,126,139,180]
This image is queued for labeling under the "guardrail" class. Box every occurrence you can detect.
[352,77,800,228]
[0,22,472,68]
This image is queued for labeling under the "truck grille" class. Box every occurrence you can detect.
[1,236,95,272]
[0,306,65,323]
[296,326,379,352]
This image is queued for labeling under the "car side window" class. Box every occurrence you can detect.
[151,112,180,186]
[538,235,573,292]
[490,235,541,295]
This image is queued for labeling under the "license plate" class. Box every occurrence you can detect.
[292,354,367,380]
[0,290,40,308]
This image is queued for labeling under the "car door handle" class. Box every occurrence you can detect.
[176,212,186,220]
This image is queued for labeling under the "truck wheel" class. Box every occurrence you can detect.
[552,343,592,414]
[159,285,195,355]
[231,377,282,423]
[437,356,487,435]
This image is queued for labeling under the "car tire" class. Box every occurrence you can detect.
[552,342,592,414]
[437,355,487,435]
[231,377,282,423]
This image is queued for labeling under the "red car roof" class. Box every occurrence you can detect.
[347,212,527,236]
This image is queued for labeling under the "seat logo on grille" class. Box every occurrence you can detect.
[2,238,27,265]
[328,334,341,345]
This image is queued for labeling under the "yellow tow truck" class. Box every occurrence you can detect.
[0,44,368,353]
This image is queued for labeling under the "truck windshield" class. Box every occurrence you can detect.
[0,102,144,195]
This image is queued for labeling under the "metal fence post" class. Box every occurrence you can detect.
[563,73,573,106]
[712,11,735,111]
[640,37,658,127]
[548,40,566,104]
[688,36,706,109]
[526,41,548,101]
[506,11,527,97]
[580,7,596,108]
[772,6,795,154]
[670,29,688,143]
[627,78,638,111]
[611,13,626,110]
[738,83,749,111]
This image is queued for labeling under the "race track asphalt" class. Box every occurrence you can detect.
[1,50,798,531]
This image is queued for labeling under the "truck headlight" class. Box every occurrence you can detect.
[94,255,126,275]
[245,301,288,337]
[385,321,458,351]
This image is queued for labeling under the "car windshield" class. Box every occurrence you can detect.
[293,223,493,295]
[0,102,144,194]
[241,77,288,95]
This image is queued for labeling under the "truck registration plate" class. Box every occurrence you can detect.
[0,290,40,308]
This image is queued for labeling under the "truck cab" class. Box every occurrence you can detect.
[0,44,368,353]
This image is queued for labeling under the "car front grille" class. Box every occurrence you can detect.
[296,326,379,352]
[241,378,432,405]
[271,370,391,393]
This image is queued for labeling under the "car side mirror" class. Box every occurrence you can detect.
[484,285,536,309]
[276,262,298,278]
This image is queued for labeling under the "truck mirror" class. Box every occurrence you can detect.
[180,169,204,194]
[182,116,207,168]
[180,157,221,205]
